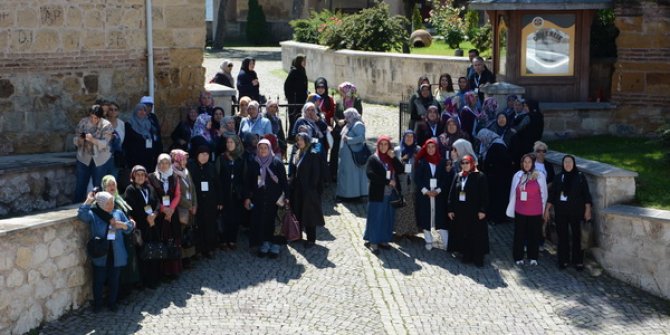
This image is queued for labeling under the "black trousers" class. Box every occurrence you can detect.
[513,213,542,261]
[556,213,584,265]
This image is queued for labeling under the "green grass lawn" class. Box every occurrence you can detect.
[407,40,491,58]
[546,135,669,210]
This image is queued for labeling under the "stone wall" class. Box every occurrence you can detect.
[610,0,670,134]
[0,206,89,335]
[281,41,474,105]
[0,0,205,155]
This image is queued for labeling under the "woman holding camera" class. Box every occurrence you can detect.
[74,105,115,202]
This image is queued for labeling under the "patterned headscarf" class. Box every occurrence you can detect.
[101,175,132,213]
[170,149,189,180]
[255,139,278,187]
[338,82,357,109]
[191,113,212,142]
[341,108,363,136]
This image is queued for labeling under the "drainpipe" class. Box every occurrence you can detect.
[146,0,155,100]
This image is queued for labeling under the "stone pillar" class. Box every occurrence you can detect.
[479,82,526,113]
[205,83,236,116]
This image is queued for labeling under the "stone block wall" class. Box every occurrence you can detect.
[0,0,205,155]
[0,206,90,335]
[610,0,670,135]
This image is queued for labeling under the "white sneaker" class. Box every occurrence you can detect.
[425,243,433,251]
[515,260,524,266]
[530,259,538,266]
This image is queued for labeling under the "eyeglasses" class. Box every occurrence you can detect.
[460,161,470,165]
[535,149,547,153]
[227,64,233,68]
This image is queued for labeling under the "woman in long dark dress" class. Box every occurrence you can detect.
[414,105,444,146]
[123,165,161,289]
[476,128,514,225]
[289,132,326,247]
[148,154,182,277]
[244,139,288,258]
[408,76,440,130]
[414,139,453,251]
[393,130,420,237]
[284,54,308,132]
[188,145,223,258]
[333,82,363,180]
[545,155,592,271]
[170,149,197,267]
[447,155,489,267]
[189,113,218,161]
[218,135,245,249]
[237,57,260,101]
[364,136,403,253]
[124,103,161,173]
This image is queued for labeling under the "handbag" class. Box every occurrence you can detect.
[177,207,190,225]
[281,207,302,242]
[132,229,143,247]
[140,239,182,260]
[348,142,372,167]
[389,187,405,208]
[580,219,594,250]
[86,224,110,258]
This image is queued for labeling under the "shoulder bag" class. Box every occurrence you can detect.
[347,142,372,167]
[87,224,110,259]
[389,187,406,208]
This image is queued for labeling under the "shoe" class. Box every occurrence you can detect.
[515,260,524,266]
[369,244,379,254]
[575,264,584,272]
[425,243,433,251]
[529,259,538,266]
[379,243,391,250]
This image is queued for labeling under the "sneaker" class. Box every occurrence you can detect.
[515,260,524,266]
[425,243,433,251]
[529,259,538,266]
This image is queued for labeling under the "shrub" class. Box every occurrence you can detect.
[246,0,269,45]
[429,1,465,49]
[470,21,492,52]
[591,9,619,58]
[290,10,341,44]
[464,10,479,38]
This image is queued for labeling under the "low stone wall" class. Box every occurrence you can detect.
[0,152,76,218]
[0,206,89,335]
[280,41,474,105]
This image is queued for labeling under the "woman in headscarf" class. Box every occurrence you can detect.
[409,76,440,130]
[460,91,484,137]
[482,97,498,126]
[197,91,215,115]
[440,97,460,126]
[234,96,251,133]
[147,154,182,277]
[507,153,548,266]
[236,57,260,101]
[476,129,514,225]
[123,165,160,289]
[210,60,237,102]
[289,132,326,247]
[545,155,592,271]
[487,111,513,148]
[450,138,479,173]
[101,175,139,297]
[189,113,217,161]
[284,54,308,132]
[439,118,469,160]
[218,135,245,250]
[414,138,453,251]
[364,135,403,253]
[244,139,288,258]
[337,108,369,200]
[124,103,161,172]
[414,105,444,146]
[455,76,470,111]
[221,115,237,138]
[239,100,272,137]
[333,82,363,179]
[447,154,489,267]
[187,145,222,259]
[314,77,336,126]
[393,130,421,238]
[74,105,115,202]
[170,149,197,268]
[211,106,225,136]
[264,99,287,158]
[292,102,328,158]
[170,105,198,151]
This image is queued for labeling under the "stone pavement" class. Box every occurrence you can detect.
[38,48,670,335]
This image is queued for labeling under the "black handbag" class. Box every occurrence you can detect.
[389,187,406,208]
[86,224,110,258]
[140,239,182,260]
[348,142,372,166]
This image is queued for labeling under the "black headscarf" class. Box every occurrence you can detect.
[560,155,579,193]
[241,57,255,72]
[314,77,332,111]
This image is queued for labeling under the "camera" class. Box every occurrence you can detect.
[92,186,101,194]
[80,132,86,139]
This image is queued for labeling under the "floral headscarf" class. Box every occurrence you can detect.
[191,113,212,142]
[338,82,357,109]
[101,175,132,213]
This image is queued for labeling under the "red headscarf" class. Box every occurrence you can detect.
[376,135,394,173]
[415,138,441,165]
[460,154,478,177]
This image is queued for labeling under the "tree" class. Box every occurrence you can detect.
[246,0,270,45]
[212,0,228,50]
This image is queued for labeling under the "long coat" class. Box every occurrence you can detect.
[78,204,134,267]
[289,150,326,228]
[414,158,452,231]
[479,142,514,223]
[337,122,369,198]
[447,171,489,257]
[244,157,288,246]
[187,160,222,254]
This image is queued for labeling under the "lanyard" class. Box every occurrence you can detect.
[140,188,149,204]
[474,74,481,88]
[459,175,468,191]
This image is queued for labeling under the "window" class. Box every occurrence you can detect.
[521,14,575,76]
[497,15,508,76]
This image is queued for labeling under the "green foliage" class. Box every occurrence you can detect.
[319,2,409,52]
[470,21,492,52]
[464,10,479,38]
[412,5,424,30]
[591,9,619,58]
[246,0,269,45]
[429,1,465,49]
[289,10,341,44]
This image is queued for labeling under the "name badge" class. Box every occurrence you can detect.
[144,205,153,215]
[386,171,391,180]
[107,226,116,240]
[258,175,262,187]
[560,192,568,202]
[404,164,412,174]
[231,173,234,180]
[186,192,191,200]
[201,181,209,192]
[162,195,170,207]
[429,178,437,189]
[474,88,479,94]
[145,139,153,149]
[520,191,528,202]
[459,191,466,202]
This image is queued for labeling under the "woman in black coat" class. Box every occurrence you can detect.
[476,129,514,225]
[124,103,162,173]
[414,105,445,146]
[284,54,308,132]
[289,132,326,247]
[545,155,592,271]
[409,76,440,130]
[447,155,489,267]
[188,145,223,258]
[123,165,161,289]
[244,139,288,258]
[236,57,260,101]
[218,135,245,249]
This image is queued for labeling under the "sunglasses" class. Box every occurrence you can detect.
[535,149,547,153]
[227,64,233,68]
[460,161,470,165]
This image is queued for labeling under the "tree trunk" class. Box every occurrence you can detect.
[402,0,415,53]
[212,0,228,50]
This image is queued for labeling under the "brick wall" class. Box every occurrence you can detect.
[611,0,670,133]
[0,0,205,155]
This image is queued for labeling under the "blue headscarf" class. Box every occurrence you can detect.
[128,103,153,139]
[191,114,212,142]
[400,129,418,159]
